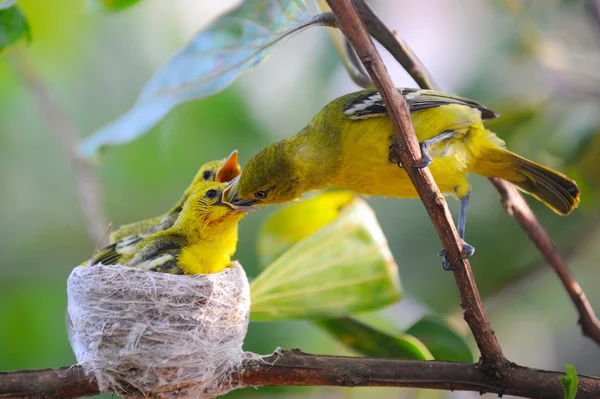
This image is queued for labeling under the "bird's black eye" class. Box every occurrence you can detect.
[202,170,213,181]
[205,189,219,199]
[255,190,267,199]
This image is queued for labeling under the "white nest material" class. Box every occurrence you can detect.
[67,262,250,398]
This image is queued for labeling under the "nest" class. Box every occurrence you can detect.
[67,263,250,398]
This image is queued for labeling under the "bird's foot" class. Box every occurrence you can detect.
[389,142,402,166]
[437,241,475,271]
[413,153,432,169]
[388,141,432,169]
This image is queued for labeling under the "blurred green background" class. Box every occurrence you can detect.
[1,1,600,398]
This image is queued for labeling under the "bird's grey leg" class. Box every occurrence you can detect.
[438,188,475,271]
[413,130,461,168]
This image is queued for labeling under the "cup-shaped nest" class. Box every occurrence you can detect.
[67,262,250,398]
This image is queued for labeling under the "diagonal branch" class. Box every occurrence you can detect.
[489,178,600,344]
[325,0,507,371]
[2,351,600,399]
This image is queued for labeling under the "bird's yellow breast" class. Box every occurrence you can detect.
[177,227,238,275]
[332,104,490,198]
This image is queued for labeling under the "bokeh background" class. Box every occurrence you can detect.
[1,1,600,398]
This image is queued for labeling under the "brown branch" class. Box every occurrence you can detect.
[489,178,600,344]
[326,0,506,371]
[3,350,600,399]
[12,51,108,245]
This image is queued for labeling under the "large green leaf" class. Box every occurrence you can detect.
[405,314,474,362]
[317,317,433,360]
[0,3,30,52]
[250,197,401,321]
[81,0,335,157]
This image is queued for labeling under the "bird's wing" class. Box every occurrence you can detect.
[109,216,163,243]
[343,88,499,121]
[128,236,185,274]
[89,235,143,265]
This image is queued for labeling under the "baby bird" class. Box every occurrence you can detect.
[86,182,255,274]
[109,150,241,243]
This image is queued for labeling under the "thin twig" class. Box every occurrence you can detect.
[12,50,108,244]
[484,221,600,298]
[489,178,600,344]
[354,0,440,91]
[2,350,600,399]
[326,0,507,371]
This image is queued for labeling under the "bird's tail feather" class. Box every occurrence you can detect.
[470,147,580,215]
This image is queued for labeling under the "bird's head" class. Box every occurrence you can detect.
[177,181,257,235]
[224,143,305,207]
[169,150,242,215]
[194,149,241,186]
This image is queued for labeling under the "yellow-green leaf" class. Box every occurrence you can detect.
[317,317,433,360]
[250,197,401,321]
[258,190,356,267]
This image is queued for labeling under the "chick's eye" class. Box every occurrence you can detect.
[205,189,219,199]
[255,190,267,199]
[202,170,213,181]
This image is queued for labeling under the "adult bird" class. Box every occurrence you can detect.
[225,88,580,269]
[109,150,241,243]
[85,182,255,274]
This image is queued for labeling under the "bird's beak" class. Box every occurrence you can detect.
[221,177,258,212]
[223,174,259,209]
[215,150,242,183]
[224,174,240,203]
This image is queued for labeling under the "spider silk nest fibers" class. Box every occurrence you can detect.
[67,262,250,398]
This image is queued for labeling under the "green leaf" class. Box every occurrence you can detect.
[258,190,356,267]
[561,364,578,399]
[316,317,433,360]
[0,4,31,52]
[88,0,143,11]
[405,314,474,362]
[80,0,335,157]
[250,197,401,321]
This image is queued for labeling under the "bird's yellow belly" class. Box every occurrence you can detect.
[335,117,471,198]
[178,242,233,275]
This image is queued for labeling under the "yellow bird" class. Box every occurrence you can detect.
[225,88,580,269]
[109,150,241,243]
[85,182,256,274]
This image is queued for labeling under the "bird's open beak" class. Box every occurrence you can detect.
[215,150,242,183]
[221,177,258,212]
[224,175,240,203]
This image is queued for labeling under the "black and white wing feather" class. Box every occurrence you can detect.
[343,88,499,120]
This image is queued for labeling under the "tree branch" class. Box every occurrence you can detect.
[489,178,600,344]
[325,0,507,371]
[12,51,108,245]
[2,350,600,399]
